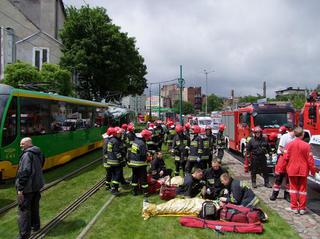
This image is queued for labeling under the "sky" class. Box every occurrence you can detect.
[63,0,320,98]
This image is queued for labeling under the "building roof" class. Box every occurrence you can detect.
[275,87,306,93]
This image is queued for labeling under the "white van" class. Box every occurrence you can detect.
[190,116,213,129]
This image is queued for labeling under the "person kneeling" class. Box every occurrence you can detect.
[176,168,204,198]
[220,173,259,207]
[149,152,172,180]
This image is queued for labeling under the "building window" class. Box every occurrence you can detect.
[33,47,49,69]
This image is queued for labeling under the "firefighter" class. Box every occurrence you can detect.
[284,127,315,215]
[202,160,227,200]
[107,127,126,195]
[129,129,152,196]
[154,120,165,150]
[185,125,203,173]
[146,123,158,154]
[125,123,136,160]
[176,168,204,198]
[149,151,172,179]
[184,123,191,138]
[102,127,114,190]
[172,124,190,176]
[205,126,215,168]
[216,124,226,163]
[220,173,259,207]
[166,121,176,149]
[246,126,272,188]
[200,127,209,169]
[270,126,294,201]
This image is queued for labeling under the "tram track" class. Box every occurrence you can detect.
[30,177,105,239]
[0,156,102,215]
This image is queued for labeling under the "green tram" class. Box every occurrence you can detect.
[0,84,112,180]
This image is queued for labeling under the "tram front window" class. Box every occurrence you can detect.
[2,97,17,147]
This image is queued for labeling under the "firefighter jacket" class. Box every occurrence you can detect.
[188,134,204,161]
[146,131,159,152]
[246,136,270,174]
[202,134,214,160]
[107,137,125,166]
[176,173,204,198]
[166,128,176,145]
[150,156,166,176]
[284,138,315,177]
[224,178,258,207]
[128,137,148,168]
[204,167,226,197]
[103,136,111,168]
[215,131,225,149]
[172,133,190,160]
[154,126,165,143]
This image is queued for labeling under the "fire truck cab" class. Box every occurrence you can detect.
[222,102,295,156]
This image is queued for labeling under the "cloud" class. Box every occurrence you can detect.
[63,0,320,97]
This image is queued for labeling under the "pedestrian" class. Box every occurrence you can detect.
[270,126,294,201]
[16,137,45,239]
[246,126,272,188]
[284,127,315,215]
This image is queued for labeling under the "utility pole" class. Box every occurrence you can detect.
[178,65,185,125]
[158,83,161,119]
[203,69,214,115]
[149,83,152,119]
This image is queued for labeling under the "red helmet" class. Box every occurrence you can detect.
[191,125,201,134]
[175,124,183,133]
[184,123,191,130]
[219,124,225,131]
[279,125,287,134]
[127,123,135,132]
[205,125,212,130]
[141,129,152,140]
[114,126,124,135]
[253,126,262,133]
[106,127,115,136]
[200,127,206,134]
[121,124,128,130]
[269,132,278,141]
[148,123,155,129]
[167,121,174,128]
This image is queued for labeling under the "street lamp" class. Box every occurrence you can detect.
[203,69,214,115]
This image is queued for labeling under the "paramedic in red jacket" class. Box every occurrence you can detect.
[284,127,315,215]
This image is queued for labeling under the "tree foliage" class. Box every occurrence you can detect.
[273,94,306,109]
[239,95,263,103]
[60,6,147,101]
[4,61,41,87]
[202,94,224,112]
[173,100,195,115]
[4,62,73,96]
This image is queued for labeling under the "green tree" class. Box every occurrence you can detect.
[3,61,41,87]
[239,95,263,103]
[40,63,73,96]
[173,100,195,115]
[60,6,147,100]
[273,94,306,109]
[202,94,223,112]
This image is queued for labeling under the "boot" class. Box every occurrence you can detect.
[111,185,120,196]
[284,191,290,202]
[252,181,257,188]
[251,174,257,188]
[132,186,138,196]
[105,182,111,191]
[269,190,279,201]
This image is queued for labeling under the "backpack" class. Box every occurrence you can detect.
[159,184,177,200]
[199,201,218,220]
[219,203,267,223]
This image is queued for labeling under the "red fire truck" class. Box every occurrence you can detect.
[222,102,296,156]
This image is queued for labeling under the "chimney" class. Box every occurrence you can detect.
[263,81,266,98]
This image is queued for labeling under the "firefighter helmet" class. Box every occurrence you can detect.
[279,125,287,134]
[253,126,262,133]
[219,124,225,131]
[200,127,206,134]
[205,125,212,130]
[191,125,201,134]
[106,127,115,136]
[184,123,191,130]
[269,132,278,141]
[113,127,124,136]
[127,124,135,132]
[121,124,128,130]
[141,129,152,140]
[175,124,183,133]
